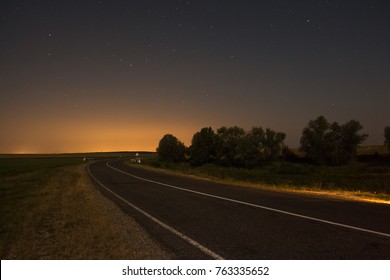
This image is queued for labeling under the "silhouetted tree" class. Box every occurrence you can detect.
[338,120,368,163]
[300,116,332,165]
[236,127,265,167]
[216,126,246,166]
[156,134,186,162]
[213,126,286,168]
[300,116,368,165]
[262,128,286,160]
[385,127,390,155]
[189,127,218,166]
[235,127,286,167]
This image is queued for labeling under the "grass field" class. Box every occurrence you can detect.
[139,147,390,203]
[0,155,171,259]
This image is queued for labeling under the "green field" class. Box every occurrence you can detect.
[0,157,83,177]
[0,151,146,178]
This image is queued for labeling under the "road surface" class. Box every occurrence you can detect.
[87,159,390,259]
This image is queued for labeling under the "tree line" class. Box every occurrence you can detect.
[157,116,389,167]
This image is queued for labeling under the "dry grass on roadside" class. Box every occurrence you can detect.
[0,164,173,259]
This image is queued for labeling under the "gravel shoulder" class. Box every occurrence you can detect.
[82,164,175,259]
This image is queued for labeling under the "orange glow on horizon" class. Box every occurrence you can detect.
[1,114,200,154]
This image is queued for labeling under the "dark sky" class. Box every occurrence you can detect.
[1,0,389,153]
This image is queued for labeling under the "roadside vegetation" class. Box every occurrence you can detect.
[151,116,390,202]
[0,156,171,259]
[142,155,390,199]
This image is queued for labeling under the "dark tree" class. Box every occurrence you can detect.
[338,120,368,163]
[156,134,186,162]
[189,127,218,166]
[210,126,287,168]
[236,127,265,167]
[300,116,368,165]
[236,127,286,167]
[216,126,246,166]
[262,128,286,160]
[385,127,390,155]
[300,116,332,165]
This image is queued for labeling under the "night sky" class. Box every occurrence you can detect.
[1,0,389,153]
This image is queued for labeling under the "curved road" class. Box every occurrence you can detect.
[88,159,390,259]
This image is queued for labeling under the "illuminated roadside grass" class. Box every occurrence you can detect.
[249,185,390,205]
[128,160,390,205]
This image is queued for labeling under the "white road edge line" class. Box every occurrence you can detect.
[107,162,390,239]
[87,164,224,260]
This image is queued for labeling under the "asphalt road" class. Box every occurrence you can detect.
[87,159,390,259]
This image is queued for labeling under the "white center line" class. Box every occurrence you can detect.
[107,161,390,239]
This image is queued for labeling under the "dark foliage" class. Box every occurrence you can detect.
[385,127,390,155]
[189,126,286,168]
[300,116,368,165]
[189,127,219,166]
[156,134,186,162]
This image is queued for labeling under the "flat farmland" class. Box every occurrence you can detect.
[0,155,172,259]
